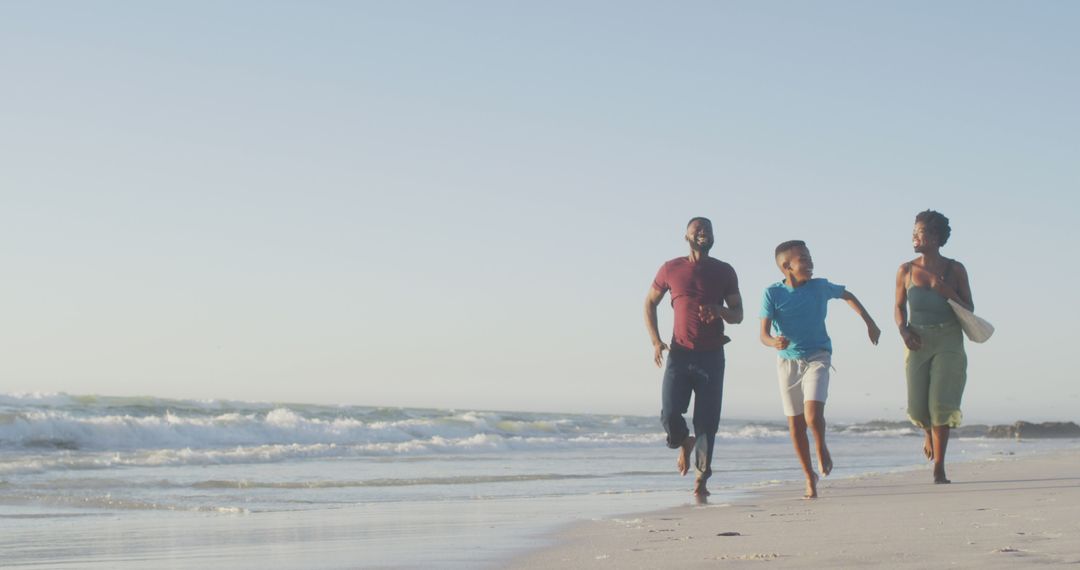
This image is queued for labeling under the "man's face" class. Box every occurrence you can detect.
[785,246,814,281]
[685,220,714,253]
[912,222,937,253]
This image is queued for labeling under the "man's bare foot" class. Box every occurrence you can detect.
[676,435,695,476]
[693,477,710,497]
[923,432,934,461]
[818,448,833,477]
[803,473,819,499]
[933,463,950,484]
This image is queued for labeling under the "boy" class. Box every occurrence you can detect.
[759,240,880,499]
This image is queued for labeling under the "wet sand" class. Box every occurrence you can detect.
[509,449,1080,568]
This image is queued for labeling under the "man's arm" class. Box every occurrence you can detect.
[841,290,881,345]
[645,287,669,367]
[700,293,744,325]
[720,293,744,324]
[760,317,788,349]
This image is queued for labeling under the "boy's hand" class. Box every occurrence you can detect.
[867,323,881,345]
[770,336,789,350]
[900,327,922,351]
[653,341,669,367]
[698,304,722,324]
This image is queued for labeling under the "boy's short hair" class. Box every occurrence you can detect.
[774,240,806,260]
[915,210,951,246]
[687,216,712,229]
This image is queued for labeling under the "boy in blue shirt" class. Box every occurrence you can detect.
[760,240,881,499]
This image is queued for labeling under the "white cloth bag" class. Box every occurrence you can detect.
[947,299,994,343]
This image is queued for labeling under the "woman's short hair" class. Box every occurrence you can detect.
[916,210,951,246]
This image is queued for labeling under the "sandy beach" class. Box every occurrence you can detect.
[510,449,1080,568]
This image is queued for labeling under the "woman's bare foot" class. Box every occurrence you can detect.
[803,473,819,499]
[677,435,696,476]
[923,432,934,461]
[933,463,950,484]
[693,477,711,497]
[818,447,833,477]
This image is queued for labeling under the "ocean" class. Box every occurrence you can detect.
[1,393,1077,569]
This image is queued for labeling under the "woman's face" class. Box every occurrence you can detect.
[912,222,938,253]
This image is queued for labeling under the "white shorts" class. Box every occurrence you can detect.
[777,351,832,417]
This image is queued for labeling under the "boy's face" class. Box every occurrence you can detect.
[784,246,814,281]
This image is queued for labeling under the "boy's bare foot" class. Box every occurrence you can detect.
[923,432,934,461]
[933,463,950,484]
[818,448,833,477]
[803,473,819,499]
[677,435,695,476]
[693,477,710,497]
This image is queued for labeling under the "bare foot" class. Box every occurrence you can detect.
[676,435,695,476]
[933,463,950,484]
[923,432,934,461]
[803,473,819,499]
[818,447,833,477]
[693,478,711,497]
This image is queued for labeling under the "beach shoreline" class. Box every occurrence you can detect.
[507,448,1080,568]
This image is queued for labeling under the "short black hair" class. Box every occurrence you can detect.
[686,216,712,229]
[775,240,806,259]
[915,210,951,246]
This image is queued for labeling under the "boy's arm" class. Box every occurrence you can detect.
[759,317,788,349]
[840,290,881,345]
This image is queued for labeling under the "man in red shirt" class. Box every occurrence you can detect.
[645,217,743,498]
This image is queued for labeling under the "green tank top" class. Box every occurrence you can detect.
[906,262,958,326]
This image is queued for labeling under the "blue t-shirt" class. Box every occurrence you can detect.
[759,278,846,360]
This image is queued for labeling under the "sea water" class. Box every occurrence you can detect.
[1,393,1076,569]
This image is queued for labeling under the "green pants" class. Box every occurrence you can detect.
[905,321,967,429]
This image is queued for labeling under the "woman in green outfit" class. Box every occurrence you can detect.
[894,210,974,484]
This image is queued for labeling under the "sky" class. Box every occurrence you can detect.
[1,1,1077,422]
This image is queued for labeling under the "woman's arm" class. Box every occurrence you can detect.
[895,263,922,350]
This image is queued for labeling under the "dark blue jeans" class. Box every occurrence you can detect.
[660,348,725,481]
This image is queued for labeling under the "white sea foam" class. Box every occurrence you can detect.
[0,392,939,477]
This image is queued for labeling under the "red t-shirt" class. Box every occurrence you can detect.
[652,256,740,351]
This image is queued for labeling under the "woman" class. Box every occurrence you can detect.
[894,210,974,484]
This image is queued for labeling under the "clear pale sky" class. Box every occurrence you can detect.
[2,2,1077,422]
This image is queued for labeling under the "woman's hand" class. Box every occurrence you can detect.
[900,327,922,350]
[928,273,957,299]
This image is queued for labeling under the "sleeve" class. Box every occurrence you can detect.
[759,288,775,319]
[825,280,846,300]
[651,263,669,293]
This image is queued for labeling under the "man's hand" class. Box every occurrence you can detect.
[900,327,922,351]
[698,304,722,324]
[868,323,882,345]
[653,341,669,367]
[770,336,790,350]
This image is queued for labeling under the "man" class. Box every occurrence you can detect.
[645,217,743,497]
